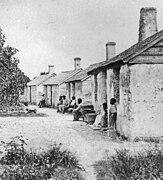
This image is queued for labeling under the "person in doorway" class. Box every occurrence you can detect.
[72,98,82,121]
[109,98,117,130]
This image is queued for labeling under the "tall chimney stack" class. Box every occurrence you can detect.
[48,65,55,74]
[74,57,81,70]
[106,42,116,60]
[138,7,158,42]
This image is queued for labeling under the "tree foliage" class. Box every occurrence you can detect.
[0,28,30,107]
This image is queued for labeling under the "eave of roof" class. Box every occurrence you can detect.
[27,73,56,86]
[43,69,82,85]
[65,62,103,82]
[87,29,163,74]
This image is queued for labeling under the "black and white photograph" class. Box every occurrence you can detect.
[0,0,163,179]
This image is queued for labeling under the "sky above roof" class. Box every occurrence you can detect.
[1,0,163,79]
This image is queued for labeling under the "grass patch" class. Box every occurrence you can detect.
[0,136,84,180]
[94,146,163,180]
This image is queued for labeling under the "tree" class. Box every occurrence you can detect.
[0,28,30,107]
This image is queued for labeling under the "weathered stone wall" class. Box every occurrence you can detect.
[46,85,52,106]
[52,85,59,108]
[30,86,37,104]
[129,64,163,139]
[75,81,82,101]
[118,65,131,138]
[66,83,71,100]
[59,83,67,97]
[82,77,92,104]
[106,69,114,108]
[36,85,44,105]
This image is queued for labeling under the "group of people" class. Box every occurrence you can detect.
[93,98,117,130]
[57,95,77,114]
[57,95,83,121]
[57,95,117,130]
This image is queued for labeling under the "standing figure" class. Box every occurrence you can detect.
[109,98,117,130]
[72,98,82,121]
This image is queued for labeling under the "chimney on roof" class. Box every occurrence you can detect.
[106,42,116,60]
[138,7,158,42]
[74,57,81,70]
[48,65,55,74]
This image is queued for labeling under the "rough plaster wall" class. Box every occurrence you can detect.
[66,83,71,100]
[52,85,59,108]
[70,82,75,98]
[46,86,51,105]
[106,69,114,108]
[95,73,101,111]
[100,71,107,104]
[91,75,96,108]
[37,85,44,104]
[82,77,92,104]
[75,81,82,101]
[118,65,132,138]
[59,84,67,97]
[31,86,37,104]
[27,86,30,102]
[130,64,163,139]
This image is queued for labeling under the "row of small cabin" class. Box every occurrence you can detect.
[27,7,163,141]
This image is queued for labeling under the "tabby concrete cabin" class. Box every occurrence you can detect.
[27,65,56,105]
[88,7,163,140]
[43,58,82,108]
[65,60,102,105]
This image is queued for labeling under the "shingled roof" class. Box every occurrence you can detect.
[27,73,56,86]
[65,62,103,82]
[43,69,82,85]
[88,29,163,74]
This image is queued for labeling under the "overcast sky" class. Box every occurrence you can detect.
[0,0,163,78]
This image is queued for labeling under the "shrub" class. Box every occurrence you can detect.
[94,147,163,180]
[0,136,83,180]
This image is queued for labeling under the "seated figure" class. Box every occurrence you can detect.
[72,98,82,121]
[57,96,63,112]
[93,102,108,128]
[62,96,76,114]
[59,95,68,112]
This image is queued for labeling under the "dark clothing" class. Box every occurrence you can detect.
[109,113,117,130]
[101,112,108,128]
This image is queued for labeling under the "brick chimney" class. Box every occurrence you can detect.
[74,57,81,70]
[138,7,158,42]
[106,42,116,60]
[48,65,55,74]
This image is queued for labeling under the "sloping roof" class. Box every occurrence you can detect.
[27,73,56,86]
[65,62,103,82]
[88,30,163,74]
[43,69,82,85]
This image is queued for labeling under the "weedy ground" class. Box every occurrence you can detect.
[0,136,84,180]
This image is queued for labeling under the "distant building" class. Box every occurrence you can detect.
[88,7,163,140]
[27,65,56,105]
[65,63,102,104]
[43,58,82,107]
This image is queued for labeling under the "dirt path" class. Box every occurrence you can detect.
[0,107,148,179]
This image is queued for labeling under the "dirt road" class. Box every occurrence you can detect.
[0,107,148,179]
